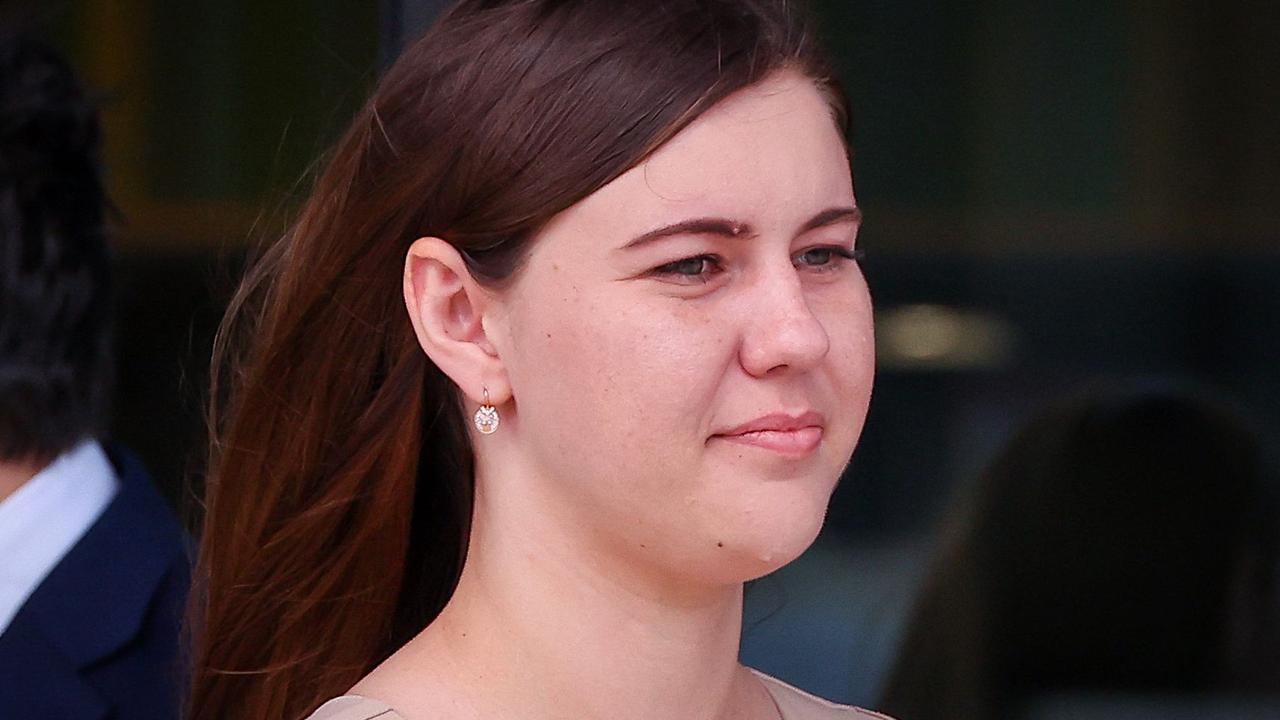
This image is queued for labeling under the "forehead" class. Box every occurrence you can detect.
[538,71,854,248]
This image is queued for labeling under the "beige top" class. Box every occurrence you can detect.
[304,669,893,720]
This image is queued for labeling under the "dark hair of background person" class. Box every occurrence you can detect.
[186,1,850,718]
[0,21,113,465]
[879,381,1280,720]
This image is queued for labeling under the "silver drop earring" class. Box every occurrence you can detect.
[473,387,499,435]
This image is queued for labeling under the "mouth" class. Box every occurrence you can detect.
[711,411,825,456]
[713,426,824,455]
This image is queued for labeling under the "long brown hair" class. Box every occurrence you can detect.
[187,2,847,718]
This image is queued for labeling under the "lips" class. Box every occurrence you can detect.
[711,411,825,455]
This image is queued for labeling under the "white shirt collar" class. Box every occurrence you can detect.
[0,439,120,636]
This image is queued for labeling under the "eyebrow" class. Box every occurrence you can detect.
[620,206,862,251]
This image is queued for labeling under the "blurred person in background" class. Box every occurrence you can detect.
[880,381,1280,720]
[0,23,190,720]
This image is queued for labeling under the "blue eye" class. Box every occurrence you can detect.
[795,246,864,271]
[651,255,723,283]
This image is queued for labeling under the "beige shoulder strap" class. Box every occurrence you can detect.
[303,695,404,720]
[753,670,896,720]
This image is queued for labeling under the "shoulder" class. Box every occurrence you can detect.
[0,445,190,718]
[305,696,405,720]
[104,443,189,550]
[753,670,896,720]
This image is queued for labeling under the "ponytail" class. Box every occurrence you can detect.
[187,117,475,716]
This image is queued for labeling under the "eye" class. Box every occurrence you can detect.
[650,254,724,284]
[795,245,864,272]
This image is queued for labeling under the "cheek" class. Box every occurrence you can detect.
[830,285,875,380]
[504,284,745,564]
[818,280,876,443]
[506,283,732,467]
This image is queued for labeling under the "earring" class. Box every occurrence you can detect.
[473,387,500,435]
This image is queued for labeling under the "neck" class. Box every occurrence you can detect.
[361,469,776,720]
[0,457,47,504]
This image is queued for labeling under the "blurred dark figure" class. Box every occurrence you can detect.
[881,381,1280,720]
[0,23,189,720]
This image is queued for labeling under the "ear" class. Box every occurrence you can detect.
[403,237,509,406]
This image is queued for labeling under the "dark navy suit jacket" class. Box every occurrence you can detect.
[0,446,191,720]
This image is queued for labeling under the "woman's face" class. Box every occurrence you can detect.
[486,70,874,587]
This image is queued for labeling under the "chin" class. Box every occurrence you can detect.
[746,515,826,579]
[696,500,830,585]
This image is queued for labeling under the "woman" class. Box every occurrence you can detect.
[187,1,883,719]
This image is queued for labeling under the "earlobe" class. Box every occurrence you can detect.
[403,237,510,405]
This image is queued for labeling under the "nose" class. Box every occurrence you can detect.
[738,269,831,377]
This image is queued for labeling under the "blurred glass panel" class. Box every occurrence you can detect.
[53,0,378,249]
